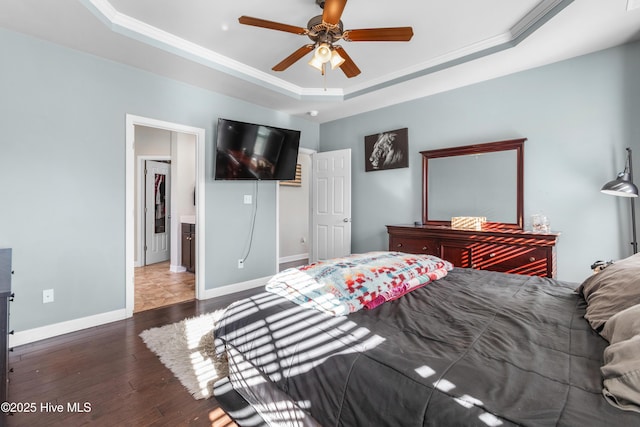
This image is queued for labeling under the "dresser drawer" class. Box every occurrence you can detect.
[387,225,558,278]
[472,245,548,275]
[389,237,439,256]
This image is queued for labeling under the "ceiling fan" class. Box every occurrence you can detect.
[238,0,414,78]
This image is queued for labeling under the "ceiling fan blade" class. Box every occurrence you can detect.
[272,45,315,71]
[322,0,348,26]
[238,16,307,35]
[343,27,414,42]
[333,46,360,78]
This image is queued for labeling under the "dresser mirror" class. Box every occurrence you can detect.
[421,138,525,229]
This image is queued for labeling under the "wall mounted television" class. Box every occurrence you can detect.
[214,118,301,180]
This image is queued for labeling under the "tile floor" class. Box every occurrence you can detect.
[134,260,195,312]
[133,257,308,313]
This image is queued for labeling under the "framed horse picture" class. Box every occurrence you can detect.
[364,127,409,172]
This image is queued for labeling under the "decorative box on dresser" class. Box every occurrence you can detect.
[0,248,12,424]
[387,225,559,278]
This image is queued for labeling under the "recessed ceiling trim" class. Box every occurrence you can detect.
[81,0,573,103]
[344,41,515,100]
[344,0,574,99]
[511,0,575,40]
[82,0,309,98]
[299,87,344,100]
[344,32,514,96]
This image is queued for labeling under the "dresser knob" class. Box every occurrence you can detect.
[529,257,536,262]
[489,253,496,258]
[396,243,403,248]
[422,246,428,251]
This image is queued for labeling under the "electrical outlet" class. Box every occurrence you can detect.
[238,259,244,269]
[43,289,54,304]
[243,195,252,204]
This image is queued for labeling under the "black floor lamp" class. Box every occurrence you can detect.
[601,147,638,254]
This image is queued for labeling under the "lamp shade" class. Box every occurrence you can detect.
[601,172,639,197]
[601,147,638,254]
[314,43,332,63]
[308,55,324,71]
[329,49,345,69]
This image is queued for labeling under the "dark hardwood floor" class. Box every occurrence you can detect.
[6,288,261,427]
[279,258,308,271]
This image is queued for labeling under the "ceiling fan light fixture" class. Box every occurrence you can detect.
[308,55,324,71]
[238,1,412,78]
[314,43,332,63]
[329,49,345,69]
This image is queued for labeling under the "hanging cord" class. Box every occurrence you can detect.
[240,180,259,263]
[323,62,327,91]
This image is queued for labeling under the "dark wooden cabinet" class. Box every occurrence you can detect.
[181,223,196,273]
[387,225,559,278]
[0,248,12,423]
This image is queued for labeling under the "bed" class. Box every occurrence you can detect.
[214,251,640,426]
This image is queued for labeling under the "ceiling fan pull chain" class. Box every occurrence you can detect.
[323,63,327,91]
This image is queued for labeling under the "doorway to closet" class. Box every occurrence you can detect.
[278,149,313,271]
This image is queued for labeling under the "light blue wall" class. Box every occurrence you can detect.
[0,28,319,332]
[320,40,640,283]
[2,27,638,334]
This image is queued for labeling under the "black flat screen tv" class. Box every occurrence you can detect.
[214,118,301,180]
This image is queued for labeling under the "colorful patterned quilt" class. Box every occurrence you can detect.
[265,251,453,316]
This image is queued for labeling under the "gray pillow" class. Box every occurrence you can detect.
[601,336,640,413]
[576,253,640,331]
[601,304,640,343]
[600,304,640,413]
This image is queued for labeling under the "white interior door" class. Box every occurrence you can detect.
[145,160,170,265]
[311,149,352,262]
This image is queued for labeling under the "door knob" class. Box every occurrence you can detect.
[343,218,350,222]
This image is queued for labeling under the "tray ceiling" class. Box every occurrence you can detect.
[1,0,640,122]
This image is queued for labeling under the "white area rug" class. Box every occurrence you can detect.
[140,310,228,400]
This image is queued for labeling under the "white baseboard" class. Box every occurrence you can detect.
[201,275,270,300]
[10,309,127,348]
[170,264,187,273]
[278,253,309,264]
[10,277,269,348]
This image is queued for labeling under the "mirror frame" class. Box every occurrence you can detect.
[421,138,525,229]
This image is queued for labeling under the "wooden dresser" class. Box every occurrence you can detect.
[387,225,559,278]
[0,248,12,415]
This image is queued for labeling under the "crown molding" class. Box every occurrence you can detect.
[82,0,306,97]
[82,0,573,102]
[343,0,573,99]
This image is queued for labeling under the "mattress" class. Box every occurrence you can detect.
[214,267,640,426]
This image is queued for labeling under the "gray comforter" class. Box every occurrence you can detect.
[215,268,640,426]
